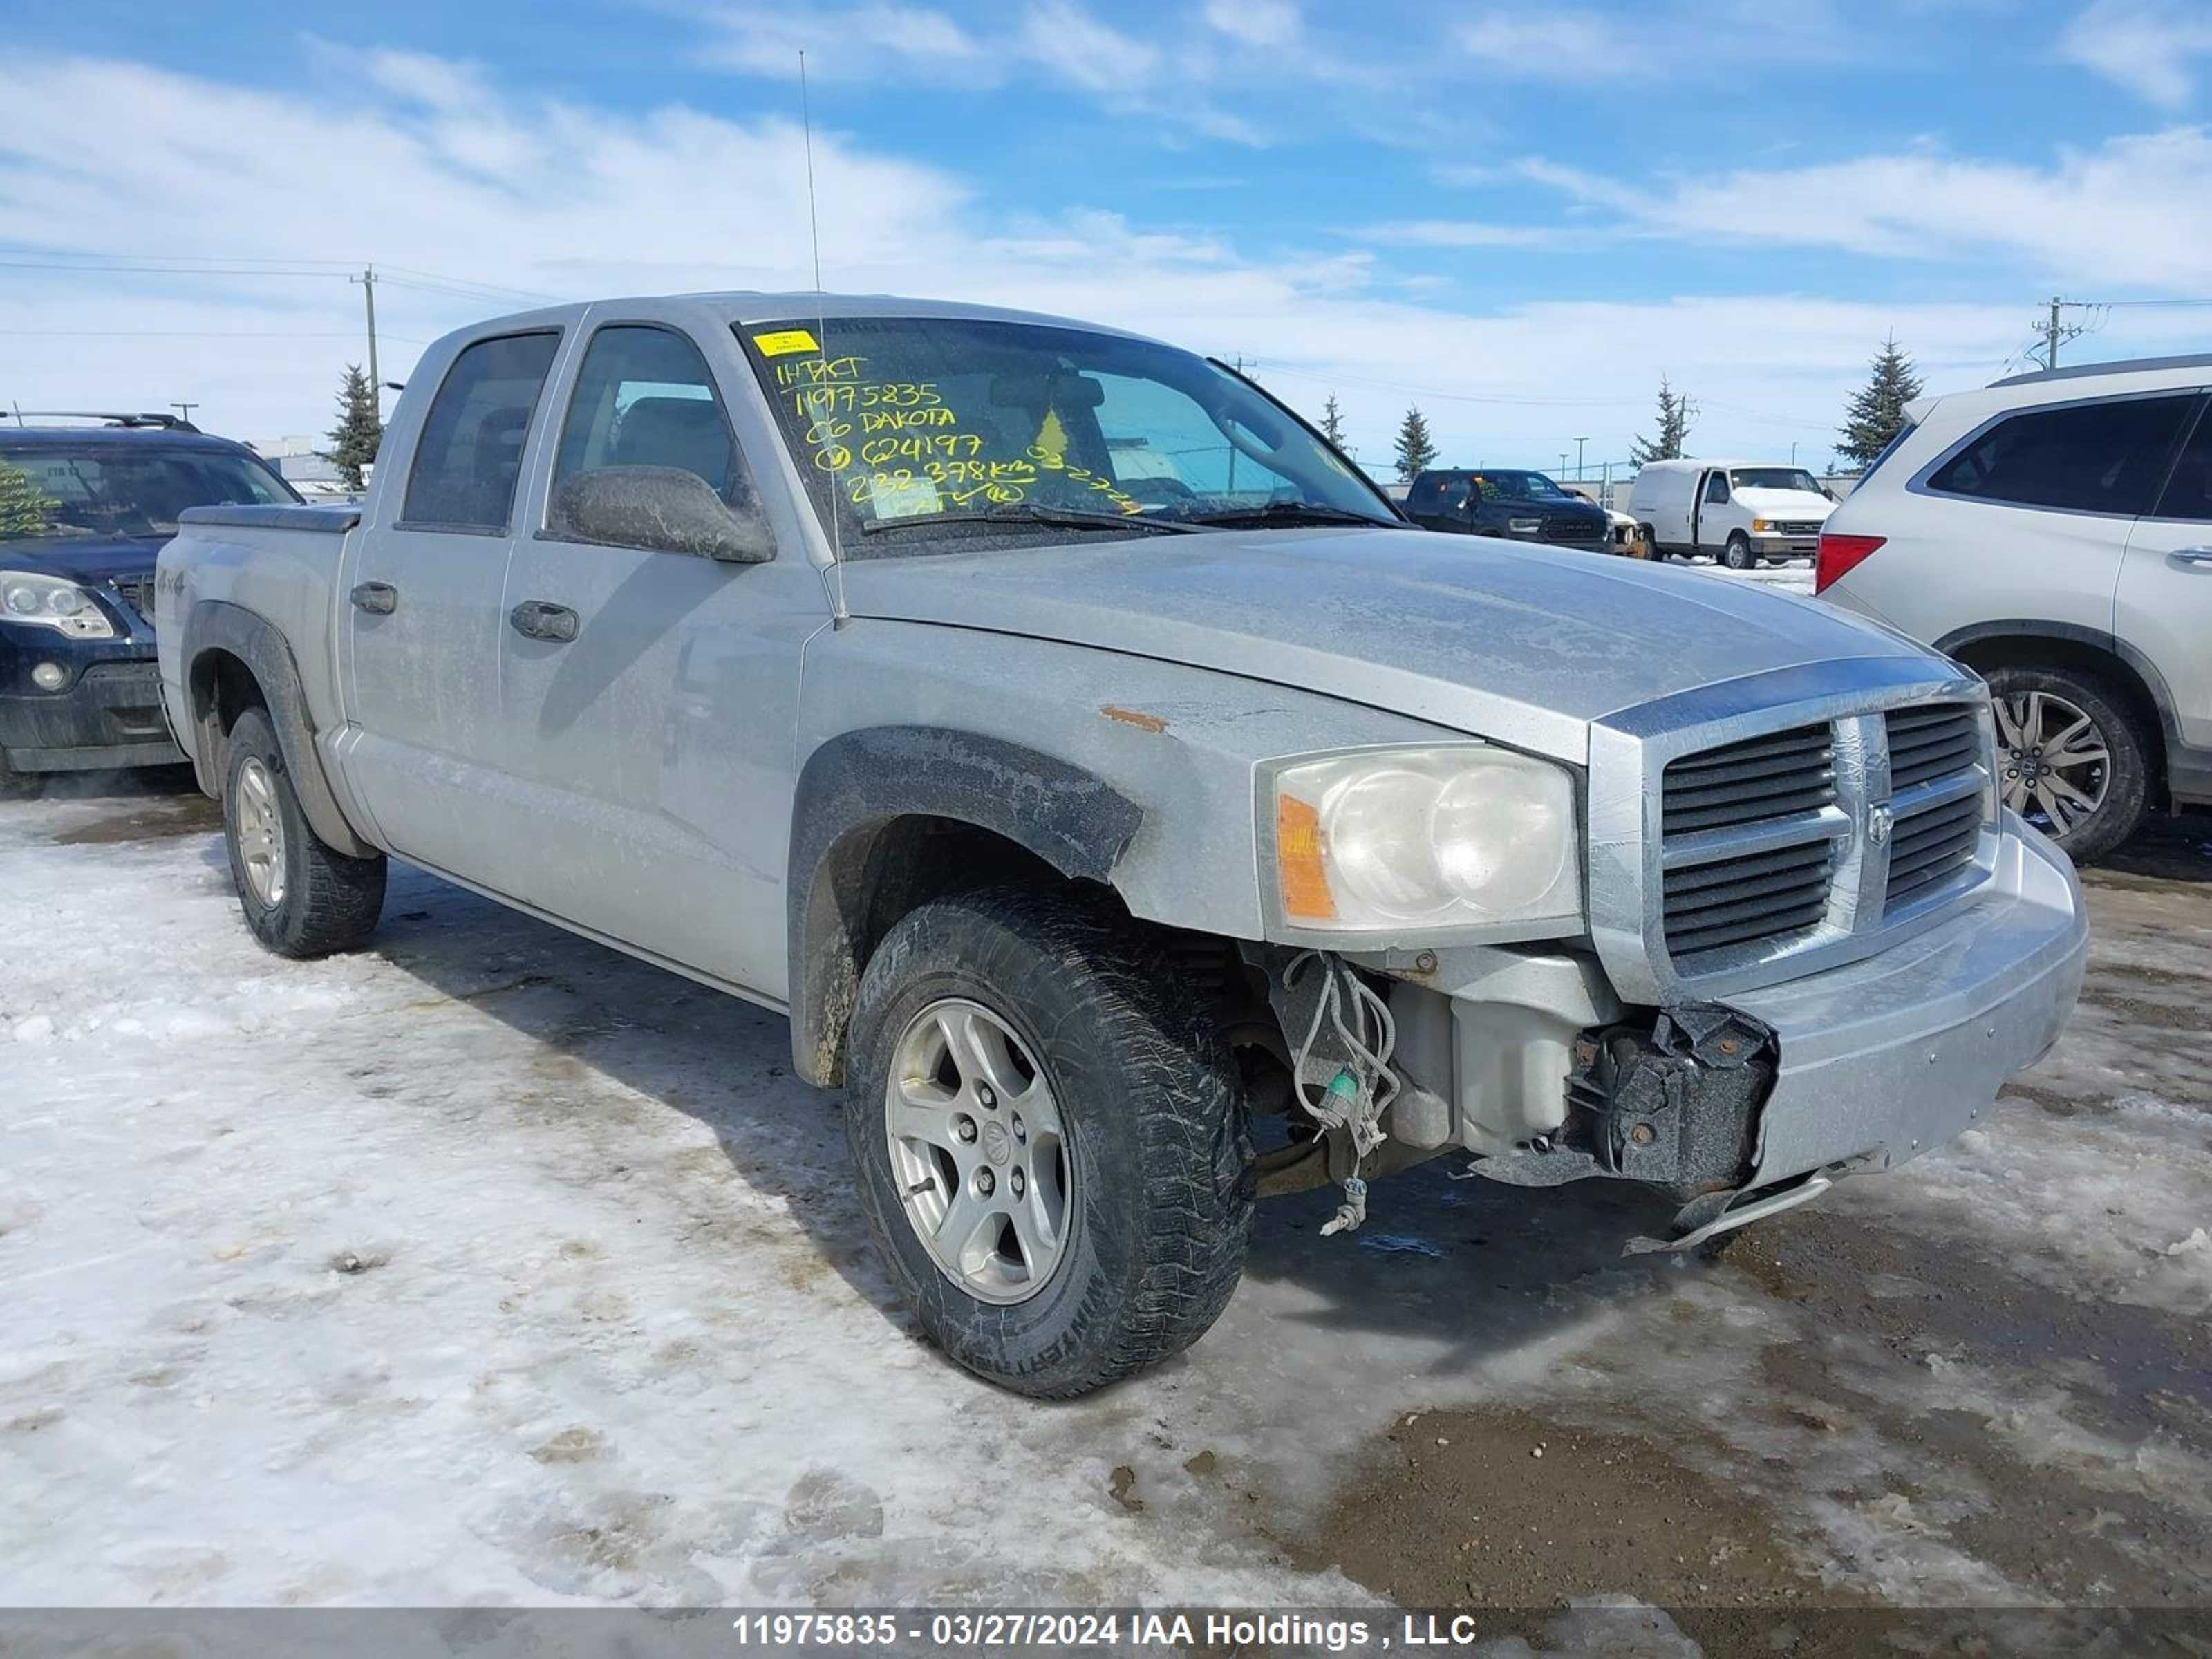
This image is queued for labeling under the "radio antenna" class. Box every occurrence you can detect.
[798,48,850,624]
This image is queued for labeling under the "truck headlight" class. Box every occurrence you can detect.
[0,571,115,639]
[1750,518,1772,532]
[1268,746,1582,933]
[1506,516,1542,534]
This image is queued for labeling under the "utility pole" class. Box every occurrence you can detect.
[2044,295,2061,371]
[1559,452,1568,476]
[1574,436,1588,480]
[351,265,380,411]
[170,402,198,425]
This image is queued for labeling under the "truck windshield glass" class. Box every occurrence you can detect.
[1472,471,1571,500]
[1730,467,1826,494]
[739,316,1396,552]
[0,445,296,539]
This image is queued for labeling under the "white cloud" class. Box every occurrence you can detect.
[1519,127,2212,291]
[1353,219,1572,250]
[2059,0,2212,107]
[3,49,2206,471]
[693,3,995,83]
[1457,1,1852,82]
[1203,0,1302,48]
[1459,10,1618,73]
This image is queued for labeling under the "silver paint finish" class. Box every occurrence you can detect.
[160,290,2091,1201]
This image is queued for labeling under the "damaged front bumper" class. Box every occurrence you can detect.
[1368,819,2088,1218]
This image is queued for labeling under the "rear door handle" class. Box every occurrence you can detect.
[509,599,580,643]
[2167,547,2212,569]
[349,581,397,615]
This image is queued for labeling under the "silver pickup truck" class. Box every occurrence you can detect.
[158,294,2089,1398]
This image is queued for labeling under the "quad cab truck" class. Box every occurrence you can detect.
[158,296,2090,1398]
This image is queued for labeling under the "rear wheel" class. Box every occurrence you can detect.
[222,707,386,957]
[843,886,1252,1398]
[1985,665,2149,863]
[1722,532,1755,570]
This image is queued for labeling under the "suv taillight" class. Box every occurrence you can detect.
[1815,533,1885,594]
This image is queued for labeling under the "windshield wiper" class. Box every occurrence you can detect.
[859,504,1203,537]
[1176,502,1403,529]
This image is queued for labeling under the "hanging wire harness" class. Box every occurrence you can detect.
[1280,950,1400,1236]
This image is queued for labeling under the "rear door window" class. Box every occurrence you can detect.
[1924,393,2195,516]
[2148,399,2212,522]
[401,331,561,532]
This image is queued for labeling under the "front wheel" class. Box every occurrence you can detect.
[1722,533,1755,570]
[222,707,387,957]
[1985,666,2149,863]
[843,887,1253,1398]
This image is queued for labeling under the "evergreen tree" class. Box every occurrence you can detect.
[1319,395,1347,448]
[324,364,384,491]
[1836,335,1923,467]
[1630,377,1697,465]
[0,460,55,538]
[1393,406,1436,480]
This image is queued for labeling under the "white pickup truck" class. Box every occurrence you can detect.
[159,294,2088,1397]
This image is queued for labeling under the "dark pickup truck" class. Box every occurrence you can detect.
[1405,468,1611,554]
[0,415,299,796]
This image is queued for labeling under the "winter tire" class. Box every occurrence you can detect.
[1985,665,2149,864]
[222,707,386,957]
[844,885,1253,1398]
[1722,532,1754,570]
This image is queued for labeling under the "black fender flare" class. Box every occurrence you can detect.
[180,599,377,859]
[785,726,1142,1086]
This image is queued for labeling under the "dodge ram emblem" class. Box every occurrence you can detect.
[1868,804,1895,846]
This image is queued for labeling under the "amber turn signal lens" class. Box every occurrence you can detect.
[1276,794,1335,921]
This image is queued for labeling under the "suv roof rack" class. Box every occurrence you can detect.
[1989,352,2212,390]
[6,409,203,433]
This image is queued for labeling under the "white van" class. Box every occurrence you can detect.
[1630,459,1837,568]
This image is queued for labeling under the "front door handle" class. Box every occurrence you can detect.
[509,599,580,643]
[2167,547,2212,569]
[349,581,397,615]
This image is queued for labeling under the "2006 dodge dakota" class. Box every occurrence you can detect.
[158,294,2088,1397]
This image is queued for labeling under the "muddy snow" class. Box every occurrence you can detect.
[3,744,2209,1620]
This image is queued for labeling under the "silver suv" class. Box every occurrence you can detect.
[1818,354,2212,861]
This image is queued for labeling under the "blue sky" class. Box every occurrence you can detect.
[4,0,2211,471]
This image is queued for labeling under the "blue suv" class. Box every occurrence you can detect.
[1,414,300,797]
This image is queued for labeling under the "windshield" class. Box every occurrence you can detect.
[1729,467,1826,495]
[1470,471,1571,501]
[740,315,1397,552]
[0,444,298,539]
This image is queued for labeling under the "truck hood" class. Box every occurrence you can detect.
[1732,487,1835,518]
[839,527,1935,761]
[0,533,164,585]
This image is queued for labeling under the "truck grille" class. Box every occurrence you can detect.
[1660,723,1837,959]
[1542,514,1604,542]
[1885,705,1979,790]
[1663,839,1835,957]
[1661,723,1835,836]
[1773,519,1824,536]
[110,576,156,632]
[1882,706,1988,913]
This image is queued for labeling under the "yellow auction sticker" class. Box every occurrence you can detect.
[752,328,821,357]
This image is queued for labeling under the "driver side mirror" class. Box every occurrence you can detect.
[547,465,774,563]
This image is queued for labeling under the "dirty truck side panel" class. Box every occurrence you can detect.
[786,617,1462,1082]
[158,512,376,859]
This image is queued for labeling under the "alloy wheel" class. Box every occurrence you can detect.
[1993,689,2110,839]
[234,756,288,908]
[883,997,1071,1305]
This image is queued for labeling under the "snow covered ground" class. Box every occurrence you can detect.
[3,757,2209,1618]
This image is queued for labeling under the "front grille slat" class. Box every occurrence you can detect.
[1880,706,1987,910]
[110,576,156,632]
[1661,721,1837,962]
